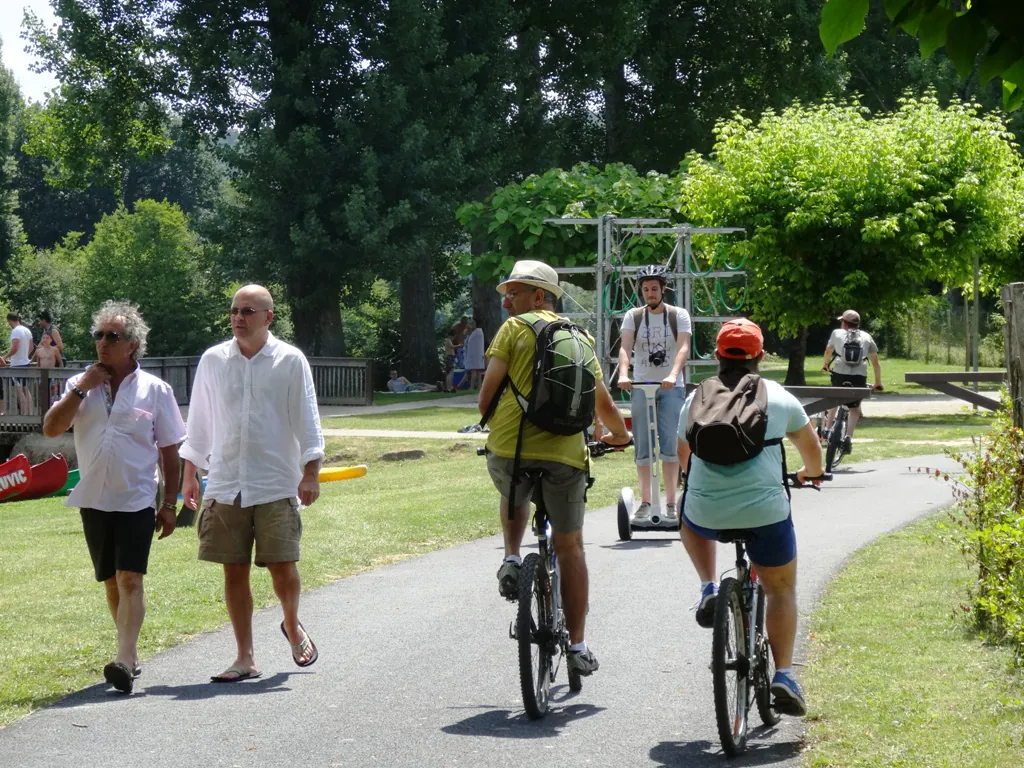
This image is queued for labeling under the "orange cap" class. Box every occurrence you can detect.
[716,318,763,360]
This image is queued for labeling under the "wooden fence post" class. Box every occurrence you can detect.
[1003,282,1024,429]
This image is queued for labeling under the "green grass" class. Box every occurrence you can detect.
[802,514,1024,767]
[757,355,1002,395]
[370,390,470,406]
[324,405,478,432]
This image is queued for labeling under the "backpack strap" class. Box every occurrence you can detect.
[478,314,548,427]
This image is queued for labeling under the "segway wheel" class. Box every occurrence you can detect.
[617,492,633,541]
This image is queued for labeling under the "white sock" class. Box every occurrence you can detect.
[504,555,522,566]
[776,667,793,677]
[701,581,715,591]
[569,641,587,654]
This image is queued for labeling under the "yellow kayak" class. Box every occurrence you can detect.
[319,465,368,483]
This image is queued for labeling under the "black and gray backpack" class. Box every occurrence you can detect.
[843,330,863,365]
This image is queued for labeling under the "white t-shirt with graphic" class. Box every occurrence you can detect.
[621,304,692,387]
[8,324,33,366]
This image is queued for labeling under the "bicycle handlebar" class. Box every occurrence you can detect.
[476,439,634,459]
[587,439,634,458]
[786,472,833,490]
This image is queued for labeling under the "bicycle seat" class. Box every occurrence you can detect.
[715,529,759,544]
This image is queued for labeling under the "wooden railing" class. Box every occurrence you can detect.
[0,355,373,430]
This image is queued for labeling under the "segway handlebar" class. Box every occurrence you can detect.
[786,472,833,490]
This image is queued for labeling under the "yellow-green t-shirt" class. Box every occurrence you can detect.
[484,311,602,470]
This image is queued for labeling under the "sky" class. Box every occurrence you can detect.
[0,0,57,104]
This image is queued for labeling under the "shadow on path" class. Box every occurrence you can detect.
[650,729,800,767]
[49,672,305,709]
[442,691,603,740]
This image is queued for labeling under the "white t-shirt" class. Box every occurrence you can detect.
[621,304,692,387]
[8,324,33,366]
[827,328,878,377]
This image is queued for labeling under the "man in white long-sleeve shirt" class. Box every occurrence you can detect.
[180,284,325,683]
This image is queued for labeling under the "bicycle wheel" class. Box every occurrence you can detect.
[753,583,780,726]
[825,410,845,472]
[517,553,553,719]
[712,577,749,756]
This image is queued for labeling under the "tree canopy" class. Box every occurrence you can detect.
[821,0,1024,111]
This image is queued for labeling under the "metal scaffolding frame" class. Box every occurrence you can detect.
[543,215,746,382]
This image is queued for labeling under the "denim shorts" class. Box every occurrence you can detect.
[682,512,797,568]
[631,386,685,466]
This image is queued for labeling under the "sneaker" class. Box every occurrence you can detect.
[842,435,853,454]
[497,560,520,600]
[567,648,600,676]
[664,503,678,521]
[695,582,718,628]
[770,670,808,717]
[632,501,651,522]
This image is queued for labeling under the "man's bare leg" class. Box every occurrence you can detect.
[267,561,315,665]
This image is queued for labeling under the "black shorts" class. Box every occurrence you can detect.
[830,372,867,408]
[80,508,156,582]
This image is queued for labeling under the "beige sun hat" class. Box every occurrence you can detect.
[495,260,563,299]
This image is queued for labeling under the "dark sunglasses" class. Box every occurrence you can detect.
[229,306,269,317]
[93,330,121,343]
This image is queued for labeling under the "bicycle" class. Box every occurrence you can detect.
[820,361,882,473]
[711,472,831,757]
[481,440,630,719]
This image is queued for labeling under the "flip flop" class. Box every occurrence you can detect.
[280,621,319,668]
[103,661,134,694]
[210,666,263,683]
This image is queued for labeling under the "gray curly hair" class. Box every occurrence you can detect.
[91,300,150,360]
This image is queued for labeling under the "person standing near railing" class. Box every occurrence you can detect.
[2,312,36,415]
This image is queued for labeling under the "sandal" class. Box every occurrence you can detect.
[280,621,319,668]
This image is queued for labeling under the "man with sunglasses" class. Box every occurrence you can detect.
[180,284,325,683]
[44,301,186,694]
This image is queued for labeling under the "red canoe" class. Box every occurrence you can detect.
[12,454,69,502]
[0,454,32,501]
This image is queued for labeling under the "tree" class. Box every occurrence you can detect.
[1,233,85,355]
[683,95,1024,383]
[0,48,23,269]
[458,163,684,283]
[77,200,228,356]
[821,0,1024,111]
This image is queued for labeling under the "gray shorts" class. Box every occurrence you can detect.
[197,496,302,567]
[486,454,587,533]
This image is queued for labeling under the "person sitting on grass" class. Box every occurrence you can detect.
[387,370,439,393]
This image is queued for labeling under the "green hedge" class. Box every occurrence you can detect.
[950,392,1024,663]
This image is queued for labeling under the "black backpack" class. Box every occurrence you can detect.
[843,330,863,365]
[480,313,598,515]
[681,372,790,505]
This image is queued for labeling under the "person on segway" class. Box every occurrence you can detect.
[617,264,692,524]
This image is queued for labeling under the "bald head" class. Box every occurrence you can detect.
[231,284,275,352]
[234,284,274,310]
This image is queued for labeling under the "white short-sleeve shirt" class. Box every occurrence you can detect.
[66,368,187,512]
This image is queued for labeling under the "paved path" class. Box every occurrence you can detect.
[0,455,961,767]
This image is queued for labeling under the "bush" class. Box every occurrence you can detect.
[949,393,1024,663]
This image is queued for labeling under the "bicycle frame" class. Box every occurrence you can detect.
[532,501,567,680]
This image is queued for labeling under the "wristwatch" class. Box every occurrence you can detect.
[160,501,177,511]
[71,386,87,399]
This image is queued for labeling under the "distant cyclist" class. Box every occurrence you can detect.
[821,309,883,452]
[677,318,823,716]
[479,260,630,677]
[617,264,692,523]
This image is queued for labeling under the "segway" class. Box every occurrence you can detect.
[617,382,682,540]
